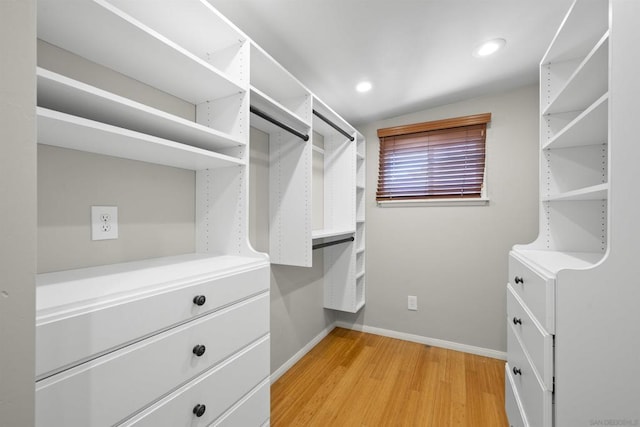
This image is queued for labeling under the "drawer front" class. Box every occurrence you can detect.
[507,324,552,427]
[36,292,269,427]
[509,252,555,333]
[120,335,270,426]
[37,265,269,377]
[505,364,527,427]
[507,284,553,390]
[213,378,270,427]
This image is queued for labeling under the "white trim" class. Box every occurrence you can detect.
[335,321,507,360]
[377,198,489,207]
[270,322,337,384]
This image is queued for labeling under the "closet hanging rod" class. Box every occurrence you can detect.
[250,106,309,141]
[312,236,354,250]
[313,109,355,141]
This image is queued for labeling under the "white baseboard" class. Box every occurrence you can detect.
[270,322,337,384]
[335,321,507,360]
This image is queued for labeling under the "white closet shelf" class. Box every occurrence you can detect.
[312,229,355,240]
[357,153,365,161]
[356,184,365,190]
[36,253,268,317]
[106,0,246,65]
[312,98,355,139]
[543,183,608,202]
[356,271,365,280]
[356,248,365,255]
[37,108,245,171]
[250,86,310,135]
[542,0,609,64]
[543,93,608,150]
[511,248,604,275]
[250,43,310,109]
[38,68,245,153]
[37,0,244,105]
[543,32,609,115]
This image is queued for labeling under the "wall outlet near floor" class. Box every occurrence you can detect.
[408,295,418,311]
[92,206,118,240]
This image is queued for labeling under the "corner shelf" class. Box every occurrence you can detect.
[38,68,245,154]
[249,86,310,137]
[543,93,608,150]
[543,32,609,116]
[543,183,608,202]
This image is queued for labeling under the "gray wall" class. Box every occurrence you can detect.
[338,85,540,353]
[249,128,336,374]
[0,1,37,425]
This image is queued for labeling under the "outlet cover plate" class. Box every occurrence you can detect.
[91,206,118,240]
[408,295,418,311]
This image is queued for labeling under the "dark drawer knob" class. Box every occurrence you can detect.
[192,344,206,357]
[514,276,524,284]
[512,317,522,325]
[193,295,206,306]
[193,404,206,417]
[513,366,522,376]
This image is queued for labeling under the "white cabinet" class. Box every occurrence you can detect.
[35,0,270,424]
[507,0,640,425]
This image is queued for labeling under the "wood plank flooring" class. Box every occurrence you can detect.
[271,328,509,426]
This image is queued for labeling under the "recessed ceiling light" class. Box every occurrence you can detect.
[473,38,506,57]
[356,81,372,93]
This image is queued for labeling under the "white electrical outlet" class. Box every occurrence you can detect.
[92,206,118,240]
[408,295,418,311]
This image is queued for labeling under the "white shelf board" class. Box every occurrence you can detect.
[250,43,309,103]
[36,253,268,318]
[544,93,608,150]
[356,271,365,280]
[543,32,609,115]
[312,228,355,240]
[38,68,244,152]
[356,248,365,255]
[512,248,604,275]
[250,86,310,135]
[37,0,243,104]
[357,153,365,161]
[107,0,246,63]
[542,0,609,64]
[37,107,245,171]
[357,184,365,190]
[544,183,608,202]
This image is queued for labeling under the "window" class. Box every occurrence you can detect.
[376,113,491,204]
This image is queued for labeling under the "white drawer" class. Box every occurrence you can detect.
[507,324,552,427]
[507,284,553,391]
[36,292,269,427]
[505,363,528,427]
[213,378,270,427]
[36,265,269,378]
[120,335,270,426]
[509,252,555,333]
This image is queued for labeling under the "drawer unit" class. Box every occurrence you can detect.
[36,264,269,378]
[507,324,552,427]
[507,284,553,390]
[120,335,270,426]
[505,364,527,427]
[36,292,269,427]
[509,252,555,333]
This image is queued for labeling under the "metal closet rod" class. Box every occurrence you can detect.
[312,236,355,250]
[250,106,309,141]
[313,109,355,141]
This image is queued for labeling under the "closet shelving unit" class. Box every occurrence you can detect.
[35,0,271,425]
[506,1,640,425]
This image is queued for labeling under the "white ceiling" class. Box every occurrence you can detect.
[207,0,574,126]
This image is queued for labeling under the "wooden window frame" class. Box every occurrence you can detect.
[377,113,491,206]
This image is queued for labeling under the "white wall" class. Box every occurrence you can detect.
[338,85,540,354]
[0,1,36,425]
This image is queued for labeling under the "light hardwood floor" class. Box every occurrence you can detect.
[271,328,509,426]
